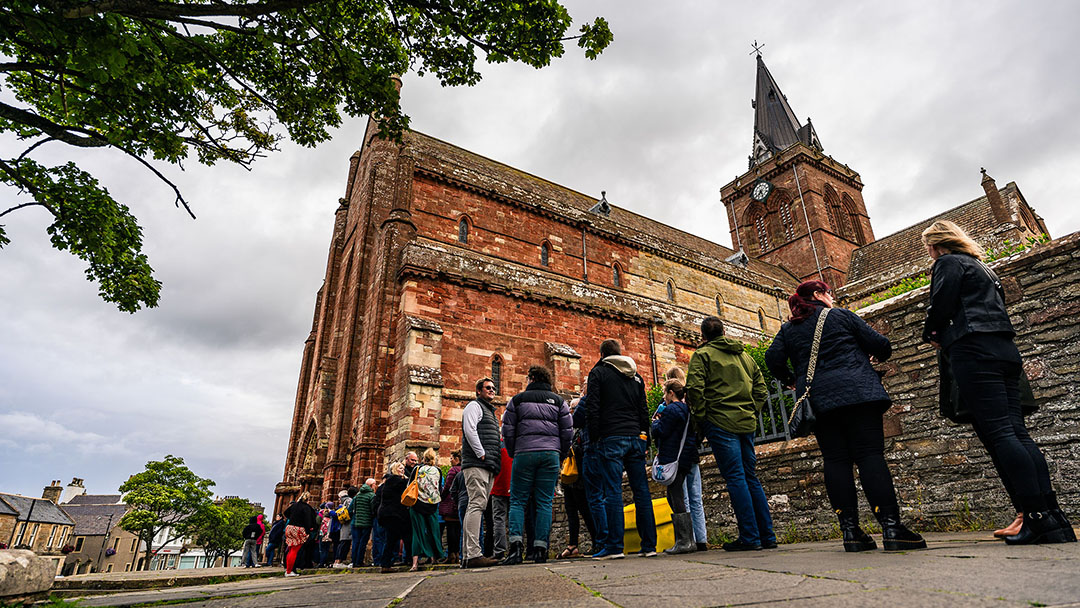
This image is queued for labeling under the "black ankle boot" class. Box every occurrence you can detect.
[1005,511,1069,545]
[499,541,523,566]
[874,506,926,551]
[1045,492,1077,543]
[837,510,876,552]
[531,546,547,564]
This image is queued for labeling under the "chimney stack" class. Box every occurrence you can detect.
[981,168,1011,225]
[42,480,62,504]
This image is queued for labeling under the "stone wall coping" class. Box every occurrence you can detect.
[854,229,1080,320]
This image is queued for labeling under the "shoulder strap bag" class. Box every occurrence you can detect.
[786,307,831,438]
[650,410,691,486]
[400,469,420,507]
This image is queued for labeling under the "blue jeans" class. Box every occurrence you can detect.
[351,525,371,566]
[264,543,276,566]
[582,446,608,548]
[508,450,560,549]
[703,422,774,546]
[371,521,386,565]
[682,463,708,544]
[596,435,656,553]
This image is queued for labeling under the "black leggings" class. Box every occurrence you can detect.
[951,338,1052,510]
[665,469,690,514]
[444,520,460,556]
[563,483,597,546]
[814,404,898,515]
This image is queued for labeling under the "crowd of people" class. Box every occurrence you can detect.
[272,220,1073,575]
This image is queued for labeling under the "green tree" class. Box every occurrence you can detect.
[118,455,215,570]
[0,0,613,312]
[186,498,257,568]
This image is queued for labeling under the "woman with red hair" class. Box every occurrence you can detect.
[765,280,925,552]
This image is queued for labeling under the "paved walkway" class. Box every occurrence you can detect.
[57,532,1080,607]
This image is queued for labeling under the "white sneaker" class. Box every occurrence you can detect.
[599,552,624,560]
[637,550,657,557]
[285,572,299,577]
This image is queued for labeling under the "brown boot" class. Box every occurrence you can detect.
[993,513,1023,538]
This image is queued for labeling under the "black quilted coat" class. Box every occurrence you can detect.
[765,301,892,416]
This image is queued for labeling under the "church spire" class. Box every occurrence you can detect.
[750,54,821,168]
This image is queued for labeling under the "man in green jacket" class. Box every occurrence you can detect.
[349,482,376,567]
[686,316,776,551]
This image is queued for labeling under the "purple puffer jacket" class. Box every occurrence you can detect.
[439,464,461,519]
[502,382,572,457]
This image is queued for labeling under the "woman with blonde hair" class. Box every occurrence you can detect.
[922,220,1073,545]
[409,448,445,570]
[282,490,318,576]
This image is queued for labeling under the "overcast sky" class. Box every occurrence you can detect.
[2,0,1078,514]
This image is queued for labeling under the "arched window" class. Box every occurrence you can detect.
[491,356,502,395]
[777,194,795,242]
[841,193,864,244]
[666,280,676,302]
[458,217,469,244]
[754,213,770,252]
[540,241,550,266]
[715,294,724,317]
[612,263,622,288]
[758,308,767,331]
[823,185,841,234]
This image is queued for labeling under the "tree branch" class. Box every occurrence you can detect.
[0,101,110,148]
[64,0,326,20]
[112,144,197,219]
[0,201,50,219]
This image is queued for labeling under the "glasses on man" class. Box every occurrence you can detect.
[482,385,496,392]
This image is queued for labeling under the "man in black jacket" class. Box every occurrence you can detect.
[585,339,656,559]
[241,516,261,567]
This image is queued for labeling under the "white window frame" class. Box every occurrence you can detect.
[47,525,57,548]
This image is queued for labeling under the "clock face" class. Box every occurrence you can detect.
[751,181,771,201]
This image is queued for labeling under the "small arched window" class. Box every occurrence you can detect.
[715,295,724,317]
[540,242,550,266]
[754,213,770,252]
[758,308,767,331]
[458,218,469,244]
[667,280,676,302]
[779,198,795,241]
[612,263,622,288]
[491,356,502,395]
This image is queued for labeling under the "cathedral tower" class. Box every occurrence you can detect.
[721,54,874,287]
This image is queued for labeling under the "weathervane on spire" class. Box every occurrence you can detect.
[750,40,765,57]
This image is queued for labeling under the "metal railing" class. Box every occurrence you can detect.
[755,380,797,444]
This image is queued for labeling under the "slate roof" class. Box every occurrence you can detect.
[404,131,800,294]
[0,494,75,525]
[62,503,130,536]
[66,494,122,506]
[0,497,17,516]
[840,183,1023,301]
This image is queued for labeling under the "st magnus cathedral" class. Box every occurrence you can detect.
[274,55,1048,512]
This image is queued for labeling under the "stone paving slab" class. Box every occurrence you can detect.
[51,532,1080,608]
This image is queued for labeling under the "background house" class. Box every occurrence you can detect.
[1,486,75,576]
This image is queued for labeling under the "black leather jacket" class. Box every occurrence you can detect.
[922,253,1014,349]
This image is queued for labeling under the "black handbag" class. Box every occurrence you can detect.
[787,308,831,438]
